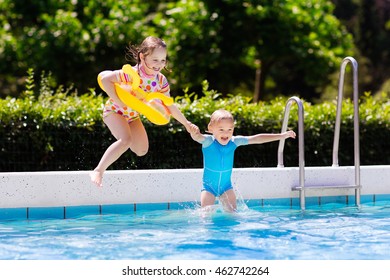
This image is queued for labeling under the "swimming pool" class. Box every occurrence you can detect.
[1,200,390,260]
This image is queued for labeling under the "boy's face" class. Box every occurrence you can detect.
[208,119,234,145]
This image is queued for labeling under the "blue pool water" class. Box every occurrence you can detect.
[1,201,390,260]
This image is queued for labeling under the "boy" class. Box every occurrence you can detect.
[189,109,296,212]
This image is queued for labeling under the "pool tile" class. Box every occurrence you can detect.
[359,194,375,204]
[65,205,101,218]
[346,195,356,205]
[374,194,390,203]
[263,197,291,206]
[244,199,262,208]
[135,203,167,211]
[302,196,320,207]
[28,207,65,220]
[0,208,27,220]
[101,204,134,214]
[290,197,300,208]
[168,202,197,210]
[319,195,348,205]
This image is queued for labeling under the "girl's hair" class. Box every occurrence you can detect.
[125,36,170,72]
[208,109,234,126]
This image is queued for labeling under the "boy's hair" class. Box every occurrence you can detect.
[208,109,234,126]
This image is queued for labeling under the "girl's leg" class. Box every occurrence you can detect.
[90,115,148,187]
[200,191,216,209]
[219,189,237,212]
[122,118,149,156]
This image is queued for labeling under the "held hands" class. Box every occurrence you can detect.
[187,122,205,143]
[185,121,199,134]
[187,122,200,135]
[283,130,296,139]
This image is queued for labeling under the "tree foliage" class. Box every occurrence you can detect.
[332,0,390,95]
[0,0,151,95]
[0,0,357,101]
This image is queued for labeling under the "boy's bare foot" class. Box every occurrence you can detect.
[90,170,103,187]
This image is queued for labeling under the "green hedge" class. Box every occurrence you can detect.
[0,77,389,172]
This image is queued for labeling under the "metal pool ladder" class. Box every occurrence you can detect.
[277,56,361,210]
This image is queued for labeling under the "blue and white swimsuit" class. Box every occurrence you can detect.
[200,135,249,196]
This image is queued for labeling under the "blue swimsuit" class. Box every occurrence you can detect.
[200,135,248,196]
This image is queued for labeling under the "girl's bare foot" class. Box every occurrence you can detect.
[90,170,103,187]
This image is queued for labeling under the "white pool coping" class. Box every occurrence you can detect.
[0,165,389,208]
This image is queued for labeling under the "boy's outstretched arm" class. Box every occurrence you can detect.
[247,130,296,145]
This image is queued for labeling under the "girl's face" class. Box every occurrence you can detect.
[208,119,235,146]
[140,47,167,75]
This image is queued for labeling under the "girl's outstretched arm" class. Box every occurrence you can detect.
[247,130,296,145]
[188,124,205,143]
[168,104,196,132]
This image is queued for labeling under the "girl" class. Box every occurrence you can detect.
[189,109,296,212]
[91,36,196,187]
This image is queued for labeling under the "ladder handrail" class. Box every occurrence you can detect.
[277,96,305,207]
[332,56,360,172]
[332,56,361,206]
[277,96,305,169]
[276,56,361,210]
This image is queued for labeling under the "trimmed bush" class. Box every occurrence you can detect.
[0,78,389,172]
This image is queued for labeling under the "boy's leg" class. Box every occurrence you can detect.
[220,189,237,212]
[201,191,216,208]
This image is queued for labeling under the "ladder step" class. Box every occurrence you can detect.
[292,184,361,191]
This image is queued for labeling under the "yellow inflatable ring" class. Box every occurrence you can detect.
[97,64,173,125]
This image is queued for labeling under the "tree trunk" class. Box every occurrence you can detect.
[253,67,261,102]
[253,60,270,102]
